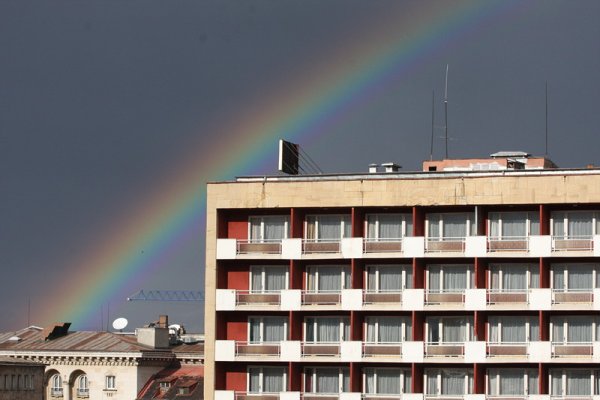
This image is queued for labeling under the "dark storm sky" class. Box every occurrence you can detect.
[1,0,599,332]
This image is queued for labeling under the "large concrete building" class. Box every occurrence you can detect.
[204,154,600,400]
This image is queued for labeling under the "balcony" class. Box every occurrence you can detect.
[426,237,466,253]
[301,342,341,357]
[235,341,281,358]
[302,291,341,306]
[76,389,90,398]
[551,342,594,358]
[488,236,529,252]
[363,290,402,305]
[552,289,593,305]
[487,342,529,357]
[237,240,282,254]
[362,342,402,357]
[237,291,282,306]
[487,290,529,305]
[425,290,465,305]
[216,289,302,311]
[363,238,403,253]
[551,236,594,252]
[425,342,465,357]
[51,388,64,398]
[303,239,341,254]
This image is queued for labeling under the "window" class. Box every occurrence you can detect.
[427,212,476,240]
[487,368,538,396]
[490,264,539,292]
[426,369,473,396]
[365,368,411,395]
[249,316,287,343]
[552,211,600,238]
[552,263,600,291]
[427,264,473,292]
[366,316,412,343]
[488,211,540,239]
[366,213,413,240]
[248,367,286,393]
[76,375,89,397]
[249,215,289,242]
[250,265,288,293]
[307,265,350,292]
[551,316,599,343]
[305,317,350,343]
[550,369,600,396]
[366,264,412,292]
[306,215,351,241]
[427,316,473,343]
[305,367,350,394]
[105,375,116,390]
[488,316,539,343]
[24,375,33,390]
[50,374,62,396]
[159,381,171,393]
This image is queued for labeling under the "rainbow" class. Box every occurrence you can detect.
[43,1,520,329]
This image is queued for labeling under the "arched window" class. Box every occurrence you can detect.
[76,375,89,397]
[50,374,63,397]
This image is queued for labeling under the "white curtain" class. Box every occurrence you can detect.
[379,214,403,239]
[309,266,346,292]
[318,216,342,240]
[528,371,540,394]
[380,266,403,291]
[377,369,401,394]
[503,265,527,291]
[569,212,593,237]
[566,370,591,396]
[429,266,441,292]
[263,216,287,240]
[379,317,404,342]
[263,368,284,392]
[426,374,438,394]
[553,212,565,237]
[250,217,262,241]
[306,317,347,342]
[442,318,470,342]
[265,267,286,291]
[444,266,469,291]
[498,370,524,395]
[567,317,592,342]
[443,213,468,238]
[503,212,527,237]
[264,317,286,341]
[251,269,263,292]
[530,213,540,235]
[442,370,468,395]
[429,217,441,239]
[553,266,565,290]
[568,264,594,290]
[316,369,339,393]
[249,368,261,392]
[550,371,562,395]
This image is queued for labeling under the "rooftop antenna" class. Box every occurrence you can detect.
[444,64,449,158]
[430,90,435,160]
[545,81,548,156]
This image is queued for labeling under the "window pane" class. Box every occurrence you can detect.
[567,370,591,396]
[569,213,593,237]
[377,369,401,394]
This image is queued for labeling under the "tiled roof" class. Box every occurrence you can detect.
[137,366,204,399]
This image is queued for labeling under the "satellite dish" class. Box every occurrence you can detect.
[112,317,128,331]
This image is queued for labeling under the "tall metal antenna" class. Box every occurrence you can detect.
[545,81,548,156]
[430,90,435,160]
[444,64,449,158]
[27,297,31,327]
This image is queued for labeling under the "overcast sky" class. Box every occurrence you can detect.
[1,0,599,333]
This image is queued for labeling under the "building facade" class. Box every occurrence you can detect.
[0,357,45,400]
[204,159,600,400]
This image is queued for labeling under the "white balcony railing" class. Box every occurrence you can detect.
[76,389,90,398]
[237,239,283,254]
[487,289,529,305]
[551,289,593,304]
[363,237,404,253]
[426,237,466,253]
[551,342,594,357]
[362,342,403,357]
[487,236,529,252]
[551,235,594,252]
[302,239,341,254]
[236,290,282,306]
[235,392,282,400]
[487,342,529,357]
[51,388,64,397]
[425,290,466,305]
[301,290,341,305]
[235,341,282,357]
[301,342,341,357]
[425,342,465,357]
[363,290,403,304]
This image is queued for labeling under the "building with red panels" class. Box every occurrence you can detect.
[204,155,600,400]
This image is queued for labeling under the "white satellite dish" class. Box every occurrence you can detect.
[112,317,128,331]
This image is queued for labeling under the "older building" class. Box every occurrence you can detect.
[204,154,600,400]
[0,320,203,400]
[0,356,45,400]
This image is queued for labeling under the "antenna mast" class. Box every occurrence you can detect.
[430,90,435,160]
[444,64,449,158]
[545,81,548,156]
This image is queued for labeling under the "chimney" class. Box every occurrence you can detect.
[368,163,379,173]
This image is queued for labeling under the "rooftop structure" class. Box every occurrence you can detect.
[204,155,600,400]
